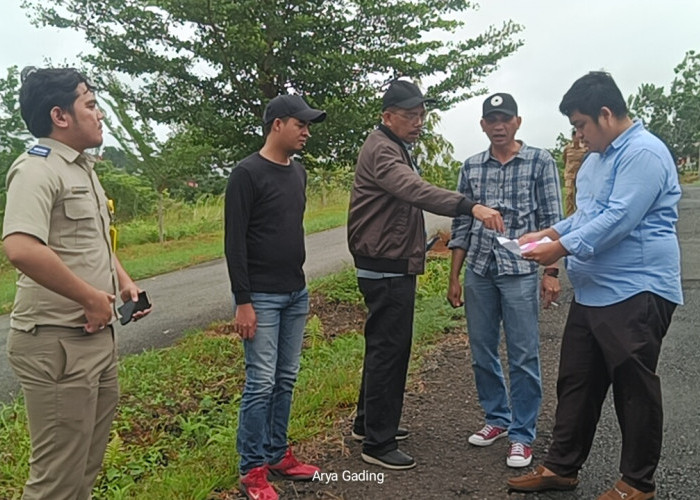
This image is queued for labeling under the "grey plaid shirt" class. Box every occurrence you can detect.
[449,142,562,276]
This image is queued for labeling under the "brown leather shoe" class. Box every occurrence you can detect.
[597,480,655,499]
[507,464,579,492]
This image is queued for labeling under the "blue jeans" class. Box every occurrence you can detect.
[464,261,542,445]
[236,288,309,474]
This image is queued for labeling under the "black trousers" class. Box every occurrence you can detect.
[544,292,676,492]
[353,275,416,455]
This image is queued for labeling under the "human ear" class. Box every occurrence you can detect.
[382,110,393,127]
[598,106,613,123]
[50,106,70,130]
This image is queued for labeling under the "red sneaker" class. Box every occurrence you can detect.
[468,424,507,446]
[267,447,320,481]
[240,465,278,500]
[507,442,533,468]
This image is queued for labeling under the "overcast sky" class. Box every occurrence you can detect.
[440,0,700,159]
[2,1,699,160]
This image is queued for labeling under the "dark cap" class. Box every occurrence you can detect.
[382,80,436,111]
[482,93,518,117]
[263,94,326,125]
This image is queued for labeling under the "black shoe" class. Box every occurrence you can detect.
[361,448,416,470]
[351,427,409,441]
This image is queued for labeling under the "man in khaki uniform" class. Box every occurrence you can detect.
[562,131,588,216]
[2,67,150,500]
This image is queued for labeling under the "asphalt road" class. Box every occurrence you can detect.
[0,215,450,401]
[0,223,351,401]
[530,187,700,499]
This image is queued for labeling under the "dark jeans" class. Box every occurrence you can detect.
[544,292,676,493]
[353,275,416,455]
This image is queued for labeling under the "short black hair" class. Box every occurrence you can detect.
[19,67,95,138]
[262,116,290,139]
[559,71,627,122]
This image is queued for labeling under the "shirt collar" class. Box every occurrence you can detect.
[486,140,527,164]
[38,137,96,173]
[378,124,410,154]
[606,119,643,155]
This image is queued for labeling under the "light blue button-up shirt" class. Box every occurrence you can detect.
[553,120,683,307]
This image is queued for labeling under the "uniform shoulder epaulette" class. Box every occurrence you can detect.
[28,145,51,157]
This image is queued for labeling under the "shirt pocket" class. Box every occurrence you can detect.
[462,169,488,203]
[61,196,99,248]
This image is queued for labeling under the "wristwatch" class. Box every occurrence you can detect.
[543,268,559,278]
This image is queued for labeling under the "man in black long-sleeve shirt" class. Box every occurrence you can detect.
[225,94,326,500]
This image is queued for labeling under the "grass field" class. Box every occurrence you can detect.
[0,258,458,499]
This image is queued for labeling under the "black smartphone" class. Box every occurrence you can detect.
[118,291,151,325]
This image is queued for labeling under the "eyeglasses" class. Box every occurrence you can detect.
[483,114,515,124]
[392,110,428,124]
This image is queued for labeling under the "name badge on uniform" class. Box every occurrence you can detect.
[28,145,51,157]
[70,186,90,194]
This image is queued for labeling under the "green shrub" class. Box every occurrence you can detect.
[95,161,158,220]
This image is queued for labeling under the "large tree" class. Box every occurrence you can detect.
[628,50,700,165]
[25,0,522,166]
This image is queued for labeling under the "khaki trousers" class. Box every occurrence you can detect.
[7,325,119,500]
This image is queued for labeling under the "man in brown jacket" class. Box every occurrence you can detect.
[347,79,504,470]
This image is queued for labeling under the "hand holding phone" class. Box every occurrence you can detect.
[118,291,152,325]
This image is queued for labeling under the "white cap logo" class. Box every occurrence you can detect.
[490,95,503,107]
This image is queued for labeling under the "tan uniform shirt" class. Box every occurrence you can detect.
[563,143,587,183]
[2,138,119,331]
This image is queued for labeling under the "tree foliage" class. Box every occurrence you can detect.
[0,66,34,226]
[413,112,461,188]
[0,66,32,174]
[97,75,216,242]
[95,160,159,220]
[628,50,700,163]
[25,0,523,166]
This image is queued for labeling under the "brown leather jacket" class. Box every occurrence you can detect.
[348,125,473,275]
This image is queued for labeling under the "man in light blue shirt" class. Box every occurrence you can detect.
[508,72,683,500]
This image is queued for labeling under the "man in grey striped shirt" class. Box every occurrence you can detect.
[447,93,562,469]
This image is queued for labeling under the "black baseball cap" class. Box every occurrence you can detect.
[382,80,436,111]
[263,94,326,125]
[482,93,518,117]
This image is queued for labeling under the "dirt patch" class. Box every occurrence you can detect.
[206,295,365,341]
[308,294,366,339]
[256,283,573,499]
[218,276,574,499]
